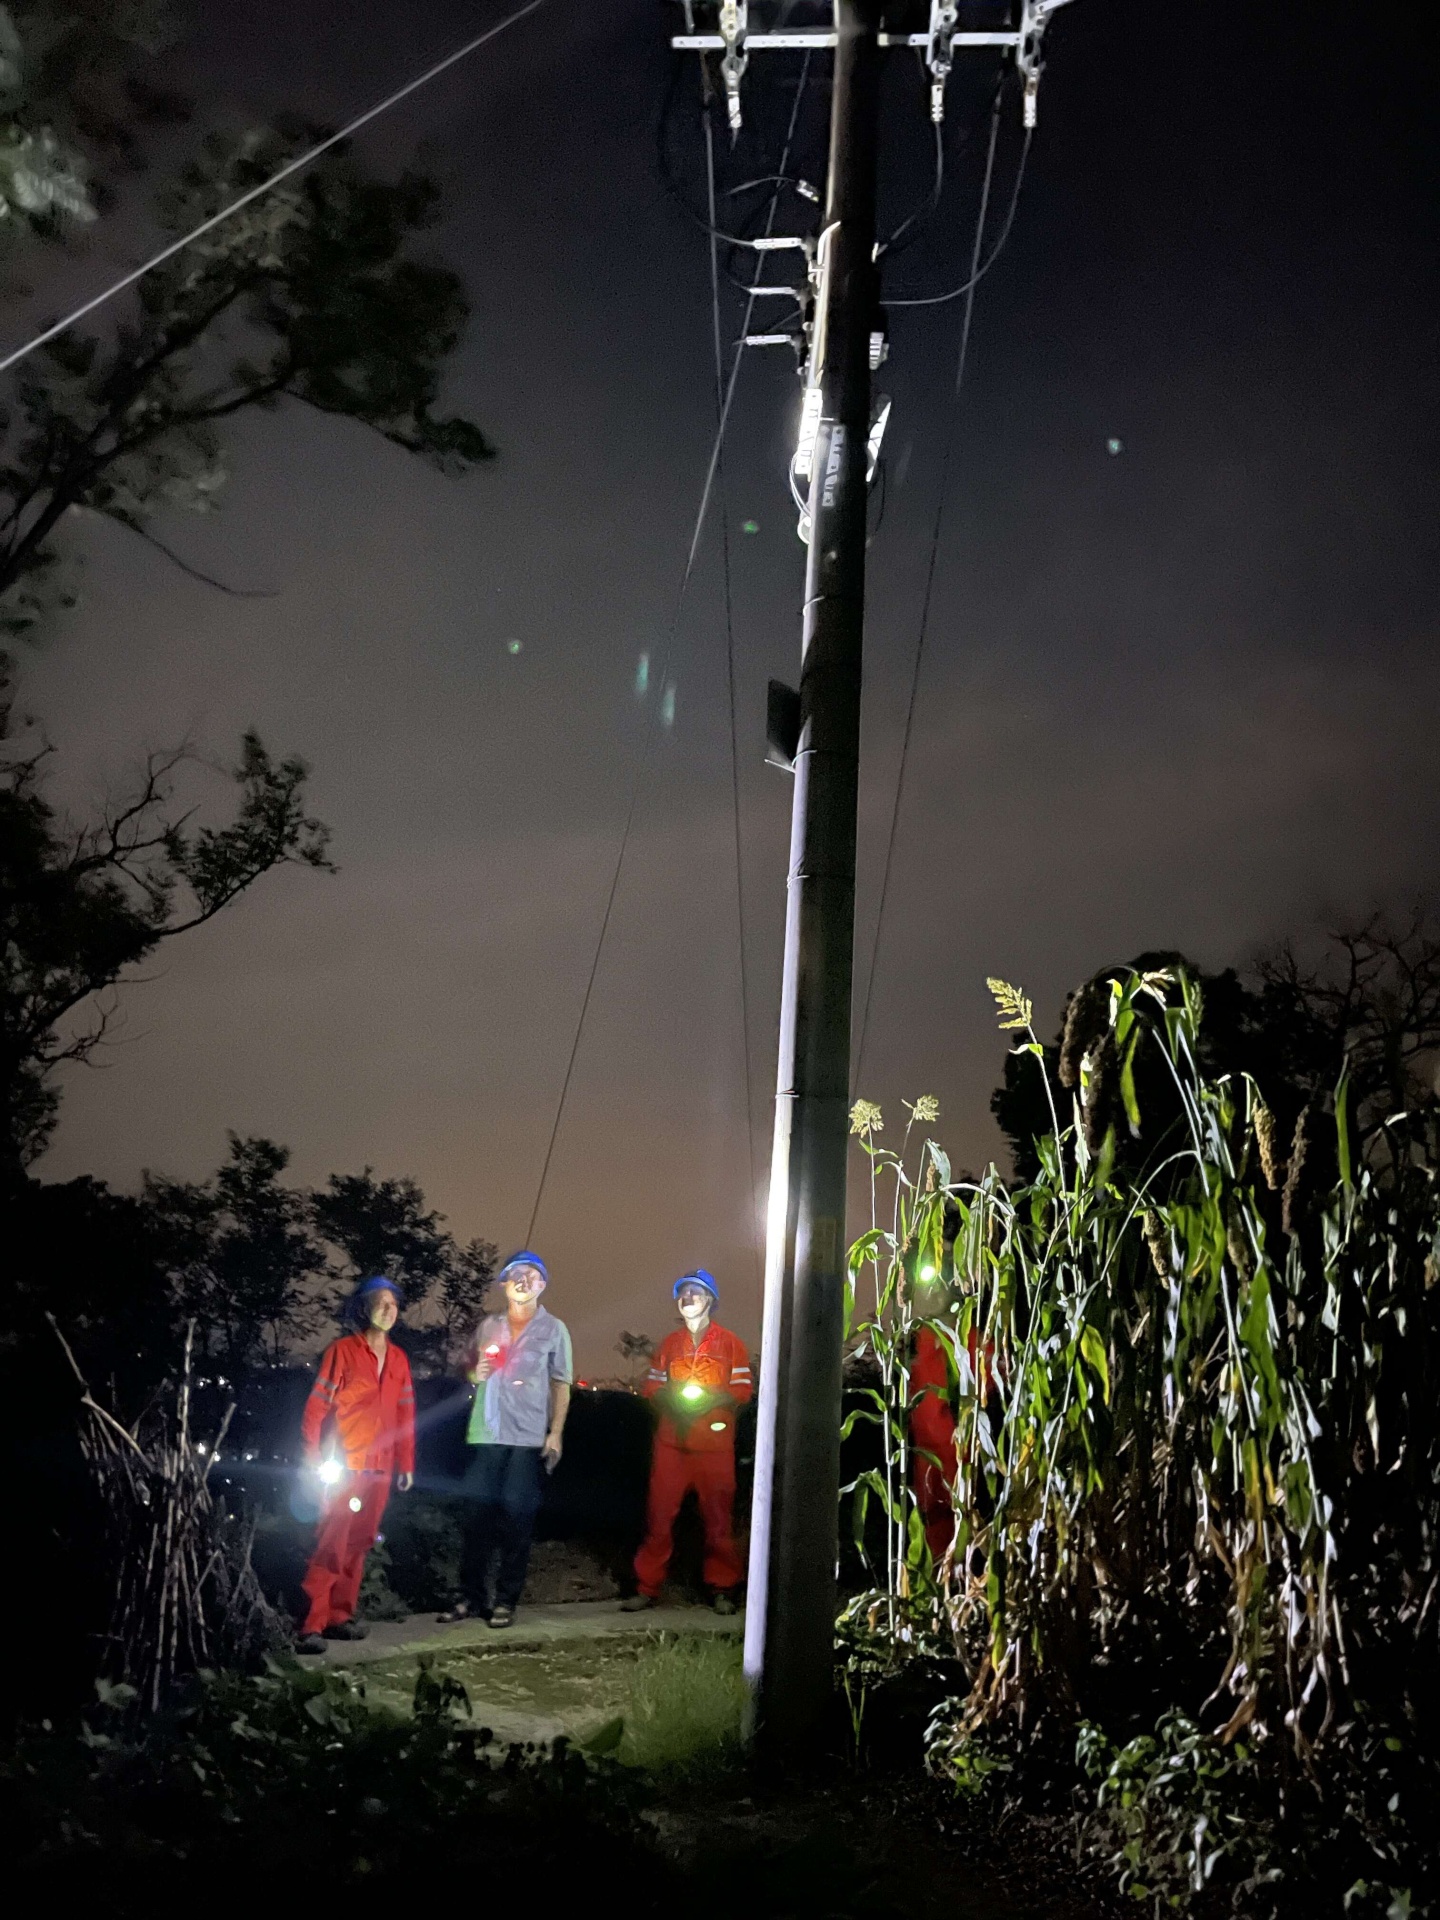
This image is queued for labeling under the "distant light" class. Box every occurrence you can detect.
[742,519,759,535]
[506,638,523,654]
[1106,437,1123,455]
[348,1496,363,1513]
[318,1458,342,1487]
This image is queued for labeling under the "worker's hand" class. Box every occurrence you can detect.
[397,1471,414,1493]
[542,1430,563,1473]
[469,1356,494,1383]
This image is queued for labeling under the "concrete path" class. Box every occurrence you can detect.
[317,1600,743,1745]
[326,1598,741,1668]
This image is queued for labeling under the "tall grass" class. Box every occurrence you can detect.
[618,1633,746,1776]
[841,969,1439,1909]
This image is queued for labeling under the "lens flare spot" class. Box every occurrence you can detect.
[1106,437,1124,455]
[506,638,523,654]
[348,1495,363,1513]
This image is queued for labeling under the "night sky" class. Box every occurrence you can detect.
[18,0,1439,1369]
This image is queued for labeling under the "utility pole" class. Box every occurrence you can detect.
[743,0,881,1752]
[667,0,1071,1757]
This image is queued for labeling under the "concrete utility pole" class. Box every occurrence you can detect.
[742,0,881,1753]
[667,0,1070,1757]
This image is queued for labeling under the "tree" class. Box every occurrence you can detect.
[614,1330,654,1389]
[434,1236,497,1373]
[312,1168,497,1373]
[991,918,1440,1186]
[1,125,493,631]
[145,1132,325,1369]
[313,1166,455,1304]
[0,669,332,1176]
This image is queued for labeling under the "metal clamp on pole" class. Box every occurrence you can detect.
[1016,0,1073,125]
[719,0,748,131]
[925,0,958,122]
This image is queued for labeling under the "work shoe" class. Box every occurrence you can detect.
[435,1602,472,1625]
[323,1619,369,1641]
[619,1593,656,1612]
[488,1606,514,1629]
[712,1591,739,1616]
[295,1632,328,1656]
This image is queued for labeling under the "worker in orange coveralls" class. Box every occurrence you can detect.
[910,1314,961,1561]
[296,1275,415,1654]
[622,1269,752,1615]
[909,1236,997,1562]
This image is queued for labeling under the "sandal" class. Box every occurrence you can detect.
[436,1602,472,1625]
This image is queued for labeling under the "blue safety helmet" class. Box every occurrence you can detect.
[345,1273,403,1327]
[673,1267,719,1304]
[498,1250,549,1287]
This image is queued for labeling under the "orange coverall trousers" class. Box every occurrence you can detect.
[301,1471,390,1633]
[634,1442,744,1598]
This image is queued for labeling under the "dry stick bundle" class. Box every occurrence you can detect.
[49,1315,282,1712]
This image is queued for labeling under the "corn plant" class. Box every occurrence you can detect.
[842,969,1440,1784]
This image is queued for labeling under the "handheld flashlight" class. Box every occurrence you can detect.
[485,1343,502,1362]
[681,1380,705,1403]
[317,1457,342,1487]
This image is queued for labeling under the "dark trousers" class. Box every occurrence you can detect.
[460,1443,545,1610]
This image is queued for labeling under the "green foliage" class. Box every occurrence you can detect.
[1076,1712,1274,1911]
[616,1632,746,1777]
[2,1660,669,1907]
[847,967,1440,1911]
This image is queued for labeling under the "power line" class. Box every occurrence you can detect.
[0,0,549,379]
[885,119,1031,307]
[854,87,1004,1092]
[527,49,813,1249]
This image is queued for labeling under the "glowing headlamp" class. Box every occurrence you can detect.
[681,1380,705,1403]
[317,1457,342,1487]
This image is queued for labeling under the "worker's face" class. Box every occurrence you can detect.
[367,1289,399,1332]
[677,1283,712,1327]
[504,1266,546,1309]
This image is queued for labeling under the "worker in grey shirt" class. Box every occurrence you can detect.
[438,1250,572,1628]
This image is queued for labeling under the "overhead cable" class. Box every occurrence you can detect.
[528,50,813,1248]
[854,88,1004,1091]
[885,117,1031,308]
[0,0,549,378]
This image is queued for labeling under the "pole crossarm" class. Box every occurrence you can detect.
[671,30,1019,48]
[671,0,1071,128]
